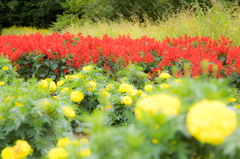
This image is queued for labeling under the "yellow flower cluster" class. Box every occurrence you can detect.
[82,65,92,72]
[57,138,71,147]
[144,85,153,92]
[104,84,113,91]
[159,73,170,79]
[57,81,64,87]
[1,140,31,159]
[62,106,75,118]
[186,100,237,145]
[70,91,84,103]
[160,83,170,89]
[2,66,8,71]
[121,96,133,106]
[119,83,134,93]
[135,94,181,120]
[79,149,91,157]
[61,87,69,93]
[86,81,97,91]
[229,97,237,103]
[130,89,138,96]
[39,79,56,91]
[174,78,182,84]
[0,81,5,86]
[48,148,68,159]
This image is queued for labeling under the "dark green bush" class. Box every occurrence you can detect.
[0,0,65,33]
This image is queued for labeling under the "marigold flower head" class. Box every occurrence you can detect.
[61,87,69,93]
[1,147,15,159]
[152,139,159,144]
[79,149,91,157]
[83,65,92,72]
[130,89,138,96]
[160,83,170,89]
[186,100,237,145]
[57,81,64,87]
[70,91,84,103]
[79,138,89,145]
[0,81,5,86]
[13,140,31,159]
[119,83,133,93]
[86,81,97,92]
[57,138,71,147]
[101,105,113,110]
[48,148,68,159]
[229,97,237,103]
[135,94,181,120]
[174,78,182,84]
[159,73,170,79]
[76,74,84,78]
[49,81,56,91]
[2,66,8,71]
[144,85,153,92]
[62,106,75,118]
[121,96,133,106]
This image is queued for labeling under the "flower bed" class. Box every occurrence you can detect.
[0,33,239,87]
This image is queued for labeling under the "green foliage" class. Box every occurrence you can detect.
[16,51,77,81]
[0,0,65,33]
[0,77,73,158]
[47,75,240,159]
[52,0,213,30]
[0,54,18,84]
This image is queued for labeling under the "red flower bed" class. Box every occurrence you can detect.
[0,32,239,86]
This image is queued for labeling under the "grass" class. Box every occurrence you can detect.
[2,2,240,45]
[1,25,53,36]
[60,2,240,45]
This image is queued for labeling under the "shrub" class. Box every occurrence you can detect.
[0,77,73,158]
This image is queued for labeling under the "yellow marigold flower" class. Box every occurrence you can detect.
[86,81,97,92]
[130,89,138,96]
[70,91,84,103]
[84,129,89,135]
[49,81,56,91]
[119,83,133,93]
[152,139,159,144]
[121,96,133,106]
[159,73,170,79]
[79,138,89,145]
[40,99,51,109]
[79,149,91,157]
[1,147,15,159]
[48,148,68,159]
[229,97,237,103]
[2,66,8,71]
[107,84,113,89]
[57,138,71,147]
[15,102,23,107]
[62,106,75,118]
[53,96,59,100]
[57,81,64,87]
[13,140,31,159]
[186,100,237,145]
[160,83,170,89]
[144,85,153,92]
[101,105,113,110]
[39,80,48,88]
[0,81,5,86]
[235,104,240,110]
[61,87,69,93]
[76,74,84,78]
[83,65,92,72]
[174,78,182,84]
[73,140,80,145]
[135,94,181,120]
